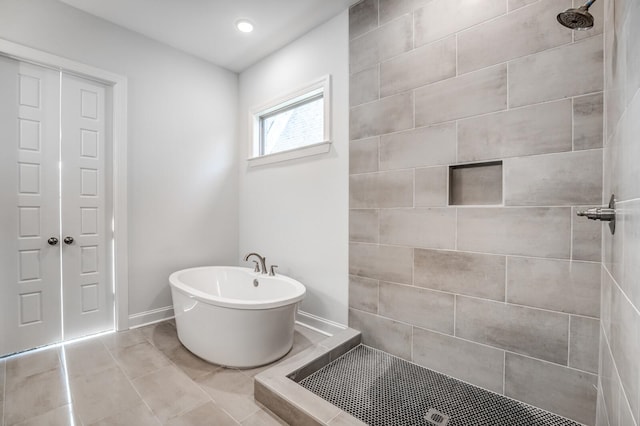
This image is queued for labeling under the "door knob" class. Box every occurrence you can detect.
[63,236,74,245]
[47,237,59,246]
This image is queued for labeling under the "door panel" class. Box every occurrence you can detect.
[61,73,112,340]
[0,57,62,356]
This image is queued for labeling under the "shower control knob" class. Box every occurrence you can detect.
[576,207,615,221]
[63,236,74,245]
[576,194,616,235]
[47,237,59,246]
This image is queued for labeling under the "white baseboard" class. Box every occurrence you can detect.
[128,306,175,329]
[296,310,346,336]
[127,305,343,337]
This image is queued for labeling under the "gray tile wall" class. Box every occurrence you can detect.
[348,0,604,424]
[597,0,640,425]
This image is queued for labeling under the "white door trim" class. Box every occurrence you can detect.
[0,38,129,331]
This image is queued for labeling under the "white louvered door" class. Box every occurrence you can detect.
[0,56,113,356]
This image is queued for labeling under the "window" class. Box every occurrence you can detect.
[249,75,331,166]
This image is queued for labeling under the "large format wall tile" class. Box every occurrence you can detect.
[349,242,413,284]
[380,208,456,249]
[349,0,378,40]
[573,93,604,150]
[379,123,456,170]
[349,275,379,314]
[379,282,454,334]
[414,249,506,301]
[572,206,602,262]
[350,66,379,107]
[457,100,573,162]
[599,327,621,426]
[415,65,507,126]
[457,207,571,258]
[349,137,378,175]
[505,353,597,425]
[413,328,505,393]
[608,282,640,422]
[504,150,603,206]
[349,170,413,208]
[458,0,572,74]
[414,0,506,47]
[379,0,423,24]
[350,92,413,140]
[603,0,626,141]
[623,199,640,310]
[350,15,413,74]
[509,35,604,107]
[349,209,378,244]
[617,94,640,202]
[380,36,456,96]
[349,308,412,360]
[507,257,601,317]
[569,315,600,374]
[625,0,640,102]
[414,167,448,207]
[456,296,570,364]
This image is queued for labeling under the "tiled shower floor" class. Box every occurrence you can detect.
[299,345,583,426]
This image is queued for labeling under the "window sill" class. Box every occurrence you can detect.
[247,141,332,167]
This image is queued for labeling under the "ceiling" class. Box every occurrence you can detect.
[59,0,358,73]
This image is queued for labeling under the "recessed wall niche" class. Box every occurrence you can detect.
[449,161,503,206]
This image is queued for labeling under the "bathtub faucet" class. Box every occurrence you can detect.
[243,252,267,274]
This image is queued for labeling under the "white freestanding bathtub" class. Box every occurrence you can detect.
[169,266,306,368]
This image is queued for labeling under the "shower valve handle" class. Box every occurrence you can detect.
[576,207,615,221]
[576,194,616,234]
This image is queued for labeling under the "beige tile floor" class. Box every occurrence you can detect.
[0,320,327,426]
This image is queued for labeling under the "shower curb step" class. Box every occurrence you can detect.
[254,327,364,425]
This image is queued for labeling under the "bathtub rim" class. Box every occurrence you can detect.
[169,265,306,310]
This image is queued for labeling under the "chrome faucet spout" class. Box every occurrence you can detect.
[243,252,267,274]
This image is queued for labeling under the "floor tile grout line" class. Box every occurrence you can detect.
[131,327,224,424]
[4,321,320,426]
[96,334,165,426]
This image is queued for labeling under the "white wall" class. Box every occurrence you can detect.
[238,12,349,325]
[0,0,239,320]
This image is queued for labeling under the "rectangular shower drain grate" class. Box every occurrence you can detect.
[298,345,583,426]
[425,408,449,426]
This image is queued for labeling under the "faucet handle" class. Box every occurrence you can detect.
[251,260,260,273]
[269,265,278,276]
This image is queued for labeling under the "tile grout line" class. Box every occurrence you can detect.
[567,315,572,369]
[351,240,600,266]
[351,91,603,142]
[504,257,509,302]
[453,295,457,337]
[350,307,598,377]
[99,333,167,426]
[131,325,247,425]
[502,351,506,396]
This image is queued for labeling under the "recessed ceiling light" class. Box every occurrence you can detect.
[236,19,254,33]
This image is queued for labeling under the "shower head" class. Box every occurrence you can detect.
[557,0,596,30]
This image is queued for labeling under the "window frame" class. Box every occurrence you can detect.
[248,75,331,167]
